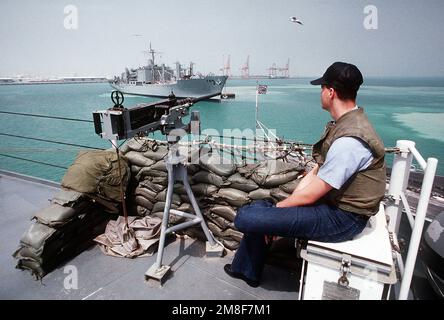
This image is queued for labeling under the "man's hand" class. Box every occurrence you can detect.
[276,175,333,208]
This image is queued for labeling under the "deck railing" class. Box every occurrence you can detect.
[385,140,438,300]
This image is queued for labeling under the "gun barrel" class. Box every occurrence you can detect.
[178,92,221,105]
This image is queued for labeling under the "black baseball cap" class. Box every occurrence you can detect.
[310,62,363,91]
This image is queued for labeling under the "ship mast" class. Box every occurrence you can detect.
[149,42,156,65]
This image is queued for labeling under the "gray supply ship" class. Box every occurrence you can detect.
[110,44,227,99]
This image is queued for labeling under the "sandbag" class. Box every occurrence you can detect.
[124,151,156,167]
[33,202,90,228]
[122,138,153,153]
[191,183,219,197]
[192,171,228,187]
[227,173,259,192]
[178,226,206,241]
[173,183,187,195]
[131,165,141,174]
[237,163,261,178]
[222,239,240,251]
[51,189,84,207]
[135,186,157,202]
[177,202,194,214]
[136,167,168,180]
[14,208,110,279]
[279,179,301,194]
[224,229,243,242]
[253,171,300,188]
[200,154,236,177]
[207,224,243,242]
[210,205,237,222]
[186,164,201,175]
[13,233,67,265]
[270,188,290,201]
[151,160,167,172]
[207,214,233,231]
[139,180,165,193]
[152,202,179,214]
[20,223,57,252]
[179,194,210,207]
[259,160,302,175]
[15,259,46,279]
[134,195,154,210]
[84,194,120,214]
[134,185,157,202]
[212,198,231,206]
[155,190,182,206]
[213,188,249,207]
[207,221,224,238]
[61,150,130,202]
[248,188,273,200]
[13,246,48,265]
[143,146,168,161]
[152,211,185,224]
[188,147,209,165]
[119,139,311,250]
[251,160,303,187]
[136,205,149,216]
[150,176,169,186]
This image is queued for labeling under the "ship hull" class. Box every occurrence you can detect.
[110,76,227,99]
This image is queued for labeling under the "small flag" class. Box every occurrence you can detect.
[257,85,268,94]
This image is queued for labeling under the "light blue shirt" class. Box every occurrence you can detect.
[317,137,374,189]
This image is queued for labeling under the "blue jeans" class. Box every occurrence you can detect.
[231,200,369,281]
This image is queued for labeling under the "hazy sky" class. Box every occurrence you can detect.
[1,0,444,78]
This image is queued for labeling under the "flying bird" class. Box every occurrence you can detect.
[289,16,303,25]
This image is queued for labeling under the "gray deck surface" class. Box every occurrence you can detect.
[0,172,299,300]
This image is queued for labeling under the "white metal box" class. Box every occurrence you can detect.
[299,205,397,300]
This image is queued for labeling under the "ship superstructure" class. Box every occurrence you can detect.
[110,44,227,98]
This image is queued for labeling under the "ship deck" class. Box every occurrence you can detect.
[0,171,299,300]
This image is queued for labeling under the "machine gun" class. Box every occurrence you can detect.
[93,91,224,286]
[92,91,213,141]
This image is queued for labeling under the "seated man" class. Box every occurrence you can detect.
[224,62,387,287]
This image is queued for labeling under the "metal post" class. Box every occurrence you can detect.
[153,162,174,269]
[386,140,414,233]
[399,157,438,300]
[253,136,257,162]
[231,136,235,162]
[242,136,246,160]
[255,82,259,129]
[181,168,217,247]
[145,151,224,285]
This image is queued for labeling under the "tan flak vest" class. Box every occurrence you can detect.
[312,108,386,217]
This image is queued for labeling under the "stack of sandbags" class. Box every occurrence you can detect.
[13,189,113,280]
[120,137,307,251]
[60,149,130,213]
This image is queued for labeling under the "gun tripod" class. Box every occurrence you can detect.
[145,145,224,285]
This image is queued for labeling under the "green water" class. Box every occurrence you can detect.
[0,77,443,181]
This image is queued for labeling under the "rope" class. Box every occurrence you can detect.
[0,110,403,154]
[0,147,81,153]
[209,135,312,146]
[0,111,93,123]
[385,147,401,154]
[0,153,67,169]
[0,132,103,150]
